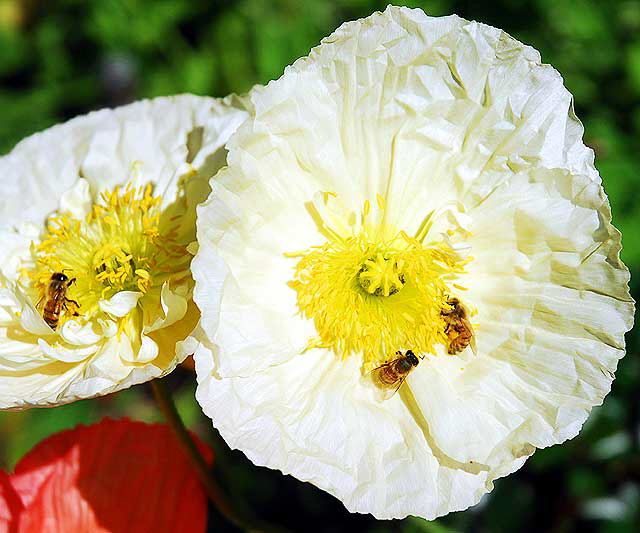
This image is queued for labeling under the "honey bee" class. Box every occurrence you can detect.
[41,272,79,330]
[441,297,476,355]
[371,350,420,400]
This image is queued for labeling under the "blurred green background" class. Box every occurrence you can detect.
[0,0,638,531]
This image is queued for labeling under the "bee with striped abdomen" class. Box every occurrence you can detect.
[441,297,476,355]
[371,350,420,400]
[41,272,79,330]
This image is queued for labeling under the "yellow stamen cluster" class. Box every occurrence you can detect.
[27,183,188,325]
[289,230,467,367]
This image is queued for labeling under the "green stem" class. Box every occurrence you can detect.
[150,379,250,531]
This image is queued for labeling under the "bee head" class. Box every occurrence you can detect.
[51,272,68,282]
[406,350,419,366]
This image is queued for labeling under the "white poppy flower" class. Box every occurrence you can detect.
[0,94,248,408]
[191,6,634,521]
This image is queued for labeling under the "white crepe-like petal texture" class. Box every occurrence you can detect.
[191,7,634,520]
[0,94,248,408]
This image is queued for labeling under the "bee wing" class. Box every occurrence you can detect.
[469,328,478,356]
[455,301,477,352]
[381,375,407,401]
[460,308,478,356]
[369,360,392,374]
[369,362,390,386]
[370,364,407,401]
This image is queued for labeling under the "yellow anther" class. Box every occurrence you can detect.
[135,269,150,279]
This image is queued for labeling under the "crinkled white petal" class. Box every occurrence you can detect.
[59,320,103,346]
[59,177,92,219]
[19,296,55,337]
[0,94,249,408]
[192,193,316,376]
[192,6,633,520]
[37,337,98,363]
[195,341,499,519]
[144,282,188,334]
[99,291,143,318]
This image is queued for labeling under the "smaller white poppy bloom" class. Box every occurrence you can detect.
[0,94,248,408]
[191,7,634,521]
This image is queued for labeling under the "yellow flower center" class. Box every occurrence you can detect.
[26,183,188,326]
[288,205,469,367]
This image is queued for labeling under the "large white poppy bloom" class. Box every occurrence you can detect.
[191,7,634,520]
[0,94,248,408]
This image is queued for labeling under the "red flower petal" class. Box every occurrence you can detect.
[0,470,23,533]
[6,418,212,533]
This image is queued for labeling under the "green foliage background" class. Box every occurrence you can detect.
[0,0,638,531]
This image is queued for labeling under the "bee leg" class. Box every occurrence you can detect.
[63,299,81,319]
[68,278,77,286]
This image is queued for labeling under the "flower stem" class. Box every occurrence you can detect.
[150,378,252,531]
